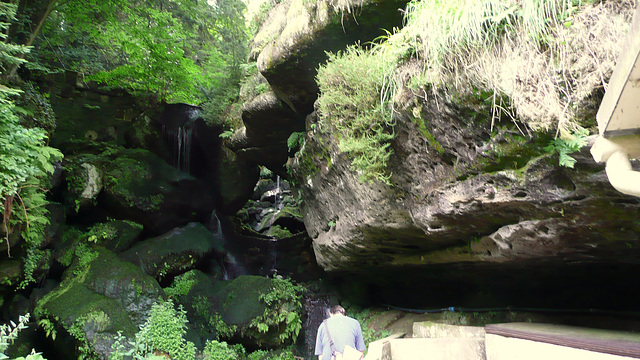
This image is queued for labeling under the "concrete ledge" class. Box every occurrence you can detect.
[486,334,637,360]
[485,323,640,359]
[413,321,485,339]
[363,332,405,360]
[388,338,486,360]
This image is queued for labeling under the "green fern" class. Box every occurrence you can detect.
[544,127,588,168]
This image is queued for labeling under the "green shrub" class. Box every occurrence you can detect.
[110,299,196,360]
[1,313,47,360]
[202,340,240,360]
[164,271,197,298]
[287,132,305,153]
[316,45,396,184]
[250,276,304,344]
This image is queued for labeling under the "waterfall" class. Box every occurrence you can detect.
[176,126,193,173]
[208,210,246,280]
[275,175,281,210]
[300,296,332,358]
[164,123,194,174]
[161,104,201,174]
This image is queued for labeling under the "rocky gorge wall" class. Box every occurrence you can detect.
[232,0,640,309]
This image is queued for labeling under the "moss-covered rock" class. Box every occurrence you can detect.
[216,146,260,215]
[119,222,219,280]
[166,273,304,350]
[35,247,164,359]
[87,220,144,253]
[62,154,104,214]
[54,220,143,270]
[0,258,22,289]
[100,148,214,233]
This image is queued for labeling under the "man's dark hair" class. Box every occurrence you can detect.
[330,305,346,315]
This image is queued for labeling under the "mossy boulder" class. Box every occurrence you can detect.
[62,154,104,214]
[35,247,164,358]
[100,148,214,233]
[216,146,260,215]
[54,220,143,269]
[168,273,302,350]
[0,258,22,290]
[119,222,219,280]
[87,220,144,253]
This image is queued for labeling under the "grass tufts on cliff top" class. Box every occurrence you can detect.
[316,45,398,185]
[402,0,634,138]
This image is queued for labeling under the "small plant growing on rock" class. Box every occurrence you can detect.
[110,299,196,360]
[1,314,47,360]
[250,275,304,344]
[202,340,240,360]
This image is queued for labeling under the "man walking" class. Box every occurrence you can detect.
[314,305,366,360]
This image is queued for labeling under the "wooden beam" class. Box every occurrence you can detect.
[597,3,640,135]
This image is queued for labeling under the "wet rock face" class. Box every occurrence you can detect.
[293,95,640,308]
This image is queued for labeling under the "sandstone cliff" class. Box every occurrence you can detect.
[234,0,640,308]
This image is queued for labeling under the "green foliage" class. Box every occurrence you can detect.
[219,130,234,139]
[316,45,396,184]
[543,126,588,168]
[348,308,391,353]
[259,166,273,179]
[37,319,56,341]
[1,314,47,360]
[19,248,50,289]
[67,314,98,360]
[266,225,293,239]
[74,244,99,277]
[0,314,30,355]
[202,340,240,360]
[287,132,305,153]
[1,3,63,268]
[191,295,237,340]
[164,271,197,299]
[33,0,248,105]
[85,222,118,244]
[250,276,304,344]
[110,299,196,360]
[0,3,30,71]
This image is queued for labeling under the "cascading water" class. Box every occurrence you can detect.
[208,210,246,280]
[300,296,332,359]
[161,104,201,174]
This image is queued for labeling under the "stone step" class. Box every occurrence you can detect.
[413,321,486,339]
[363,333,405,360]
[366,322,640,360]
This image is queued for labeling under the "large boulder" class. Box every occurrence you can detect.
[54,220,144,267]
[166,273,303,350]
[120,222,221,280]
[215,146,260,214]
[100,148,214,234]
[290,91,640,309]
[35,247,164,359]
